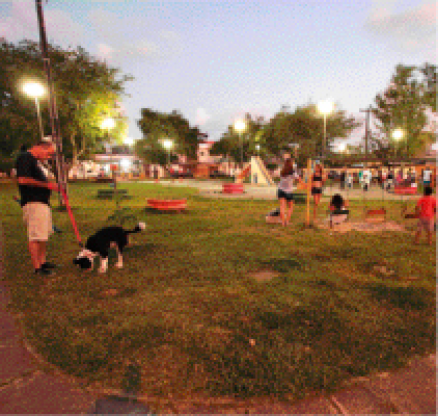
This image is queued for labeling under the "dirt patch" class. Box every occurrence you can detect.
[318,221,406,234]
[249,269,279,282]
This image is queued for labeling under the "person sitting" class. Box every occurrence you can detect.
[329,193,349,228]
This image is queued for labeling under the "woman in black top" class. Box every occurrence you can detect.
[311,163,325,222]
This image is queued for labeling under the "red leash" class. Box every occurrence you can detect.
[59,187,83,246]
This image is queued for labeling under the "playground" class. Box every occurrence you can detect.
[0,179,435,409]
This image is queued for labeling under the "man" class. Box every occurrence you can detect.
[16,137,60,276]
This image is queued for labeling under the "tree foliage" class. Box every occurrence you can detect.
[372,63,436,157]
[136,108,202,165]
[210,113,266,166]
[0,38,132,167]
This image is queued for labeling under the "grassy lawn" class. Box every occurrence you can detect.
[0,181,435,405]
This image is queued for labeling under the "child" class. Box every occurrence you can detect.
[329,194,349,228]
[277,158,303,226]
[414,186,436,245]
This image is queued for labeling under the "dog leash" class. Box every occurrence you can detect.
[59,186,83,247]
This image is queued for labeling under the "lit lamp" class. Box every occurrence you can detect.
[255,144,260,156]
[234,119,246,167]
[162,139,173,172]
[101,117,116,187]
[23,81,45,141]
[317,100,334,157]
[392,128,404,157]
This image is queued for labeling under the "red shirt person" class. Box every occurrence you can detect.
[414,186,436,245]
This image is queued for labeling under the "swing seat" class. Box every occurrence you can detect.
[365,208,386,223]
[329,209,349,228]
[404,213,419,219]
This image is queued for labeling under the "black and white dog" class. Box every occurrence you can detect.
[73,222,146,273]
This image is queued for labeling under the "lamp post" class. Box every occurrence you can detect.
[162,139,173,176]
[101,117,116,187]
[234,119,246,168]
[23,81,45,141]
[392,128,404,158]
[317,100,334,157]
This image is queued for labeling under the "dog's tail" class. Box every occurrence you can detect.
[126,222,146,234]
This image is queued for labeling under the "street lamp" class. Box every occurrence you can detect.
[317,100,334,157]
[101,117,116,187]
[162,139,173,174]
[23,81,45,141]
[392,128,404,157]
[234,119,246,167]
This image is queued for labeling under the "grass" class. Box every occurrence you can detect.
[0,180,435,406]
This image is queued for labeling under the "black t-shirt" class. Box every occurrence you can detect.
[16,151,51,207]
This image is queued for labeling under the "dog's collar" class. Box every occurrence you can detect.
[77,249,96,261]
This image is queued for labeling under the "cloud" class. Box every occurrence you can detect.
[195,108,211,126]
[88,8,184,63]
[365,1,436,57]
[0,1,85,47]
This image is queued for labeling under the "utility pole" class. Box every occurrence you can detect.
[360,105,372,166]
[35,0,66,207]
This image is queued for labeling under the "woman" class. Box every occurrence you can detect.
[311,163,325,221]
[277,158,303,227]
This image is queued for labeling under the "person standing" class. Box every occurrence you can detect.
[423,167,432,187]
[277,158,303,227]
[311,163,325,222]
[414,186,436,246]
[16,137,60,276]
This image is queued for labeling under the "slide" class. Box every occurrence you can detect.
[250,156,274,185]
[235,163,251,183]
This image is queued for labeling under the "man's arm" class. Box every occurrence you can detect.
[17,177,59,191]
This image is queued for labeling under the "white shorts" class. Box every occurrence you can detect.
[23,203,53,241]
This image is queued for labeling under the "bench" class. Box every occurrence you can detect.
[147,199,187,212]
[97,189,128,199]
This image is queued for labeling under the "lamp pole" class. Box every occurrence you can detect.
[234,120,246,168]
[101,117,116,188]
[23,82,45,141]
[162,139,173,176]
[317,100,334,158]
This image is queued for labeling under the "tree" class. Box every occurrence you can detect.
[0,39,132,168]
[261,104,359,165]
[372,63,435,158]
[211,113,265,167]
[136,108,202,166]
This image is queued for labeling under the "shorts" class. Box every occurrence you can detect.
[417,218,434,233]
[277,189,294,201]
[311,187,322,195]
[423,180,431,186]
[23,203,53,241]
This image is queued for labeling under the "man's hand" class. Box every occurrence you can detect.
[47,182,61,192]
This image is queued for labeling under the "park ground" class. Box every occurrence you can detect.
[0,179,435,411]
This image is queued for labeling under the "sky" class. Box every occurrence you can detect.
[1,0,436,149]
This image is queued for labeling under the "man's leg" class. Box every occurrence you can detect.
[28,241,42,270]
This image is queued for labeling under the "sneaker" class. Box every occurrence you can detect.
[41,261,57,270]
[35,268,56,276]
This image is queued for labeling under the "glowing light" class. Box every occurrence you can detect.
[101,117,115,131]
[317,100,334,115]
[392,129,404,141]
[234,119,246,133]
[124,137,134,146]
[162,139,173,150]
[120,158,131,170]
[23,82,45,98]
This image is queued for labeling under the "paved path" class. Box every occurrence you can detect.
[1,200,435,414]
[139,179,420,201]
